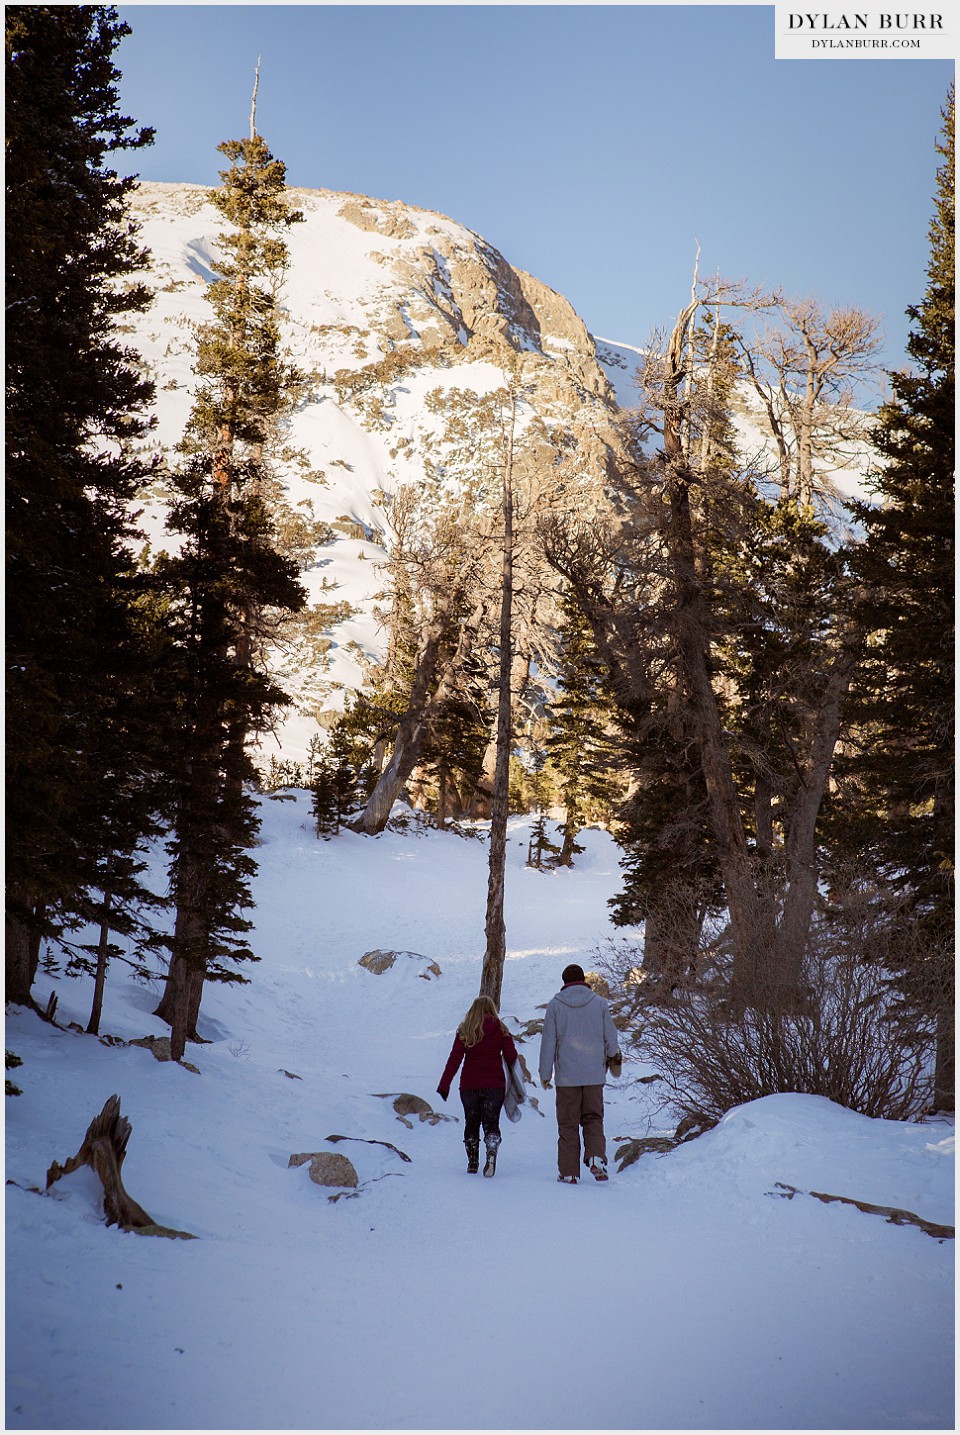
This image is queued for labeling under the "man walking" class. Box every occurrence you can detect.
[539,963,622,1184]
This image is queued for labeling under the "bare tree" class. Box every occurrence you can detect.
[735,296,882,511]
[479,390,532,1004]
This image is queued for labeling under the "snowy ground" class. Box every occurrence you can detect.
[5,795,955,1431]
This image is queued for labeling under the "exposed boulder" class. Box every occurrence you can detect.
[129,1035,201,1074]
[289,1151,359,1188]
[358,949,442,979]
[585,971,611,997]
[373,1092,453,1127]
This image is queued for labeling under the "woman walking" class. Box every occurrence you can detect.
[437,995,519,1176]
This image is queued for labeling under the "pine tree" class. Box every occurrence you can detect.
[151,104,306,1060]
[310,716,376,835]
[522,743,562,869]
[414,675,490,828]
[6,6,158,1003]
[588,307,745,967]
[846,87,954,905]
[309,755,341,838]
[843,86,954,1108]
[546,602,621,866]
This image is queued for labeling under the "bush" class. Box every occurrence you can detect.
[603,896,945,1128]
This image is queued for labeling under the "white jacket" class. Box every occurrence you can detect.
[538,983,621,1087]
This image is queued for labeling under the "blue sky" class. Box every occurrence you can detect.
[114,5,953,377]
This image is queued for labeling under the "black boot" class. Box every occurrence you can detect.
[465,1139,480,1174]
[483,1134,500,1178]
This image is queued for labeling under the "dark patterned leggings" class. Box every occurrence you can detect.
[460,1087,504,1146]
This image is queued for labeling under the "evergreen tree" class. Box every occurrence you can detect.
[842,86,954,1107]
[415,675,490,827]
[523,743,562,869]
[546,602,621,866]
[152,111,306,1060]
[846,87,954,906]
[5,6,158,1003]
[527,808,563,870]
[310,715,377,835]
[309,755,342,838]
[595,310,745,969]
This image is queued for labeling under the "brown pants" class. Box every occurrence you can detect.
[555,1084,606,1178]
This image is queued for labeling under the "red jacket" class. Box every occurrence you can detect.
[439,1015,519,1095]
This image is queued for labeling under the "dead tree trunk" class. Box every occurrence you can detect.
[86,887,113,1036]
[46,1094,154,1230]
[352,618,448,835]
[480,409,516,1008]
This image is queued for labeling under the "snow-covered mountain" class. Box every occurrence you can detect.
[128,182,627,762]
[126,183,875,770]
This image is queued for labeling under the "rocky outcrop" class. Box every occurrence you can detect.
[516,269,611,398]
[338,198,416,240]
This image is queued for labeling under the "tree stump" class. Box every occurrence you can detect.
[46,1094,154,1230]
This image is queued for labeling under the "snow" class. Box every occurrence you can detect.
[594,336,647,409]
[6,797,954,1431]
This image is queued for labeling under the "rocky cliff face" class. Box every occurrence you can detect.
[125,182,627,762]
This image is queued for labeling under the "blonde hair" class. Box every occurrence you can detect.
[457,995,508,1048]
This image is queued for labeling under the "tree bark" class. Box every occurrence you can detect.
[155,847,209,1062]
[556,802,580,868]
[352,618,447,835]
[934,1006,955,1113]
[155,938,205,1064]
[86,888,113,1036]
[5,907,40,1007]
[771,633,859,1002]
[480,410,515,1008]
[669,473,762,1003]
